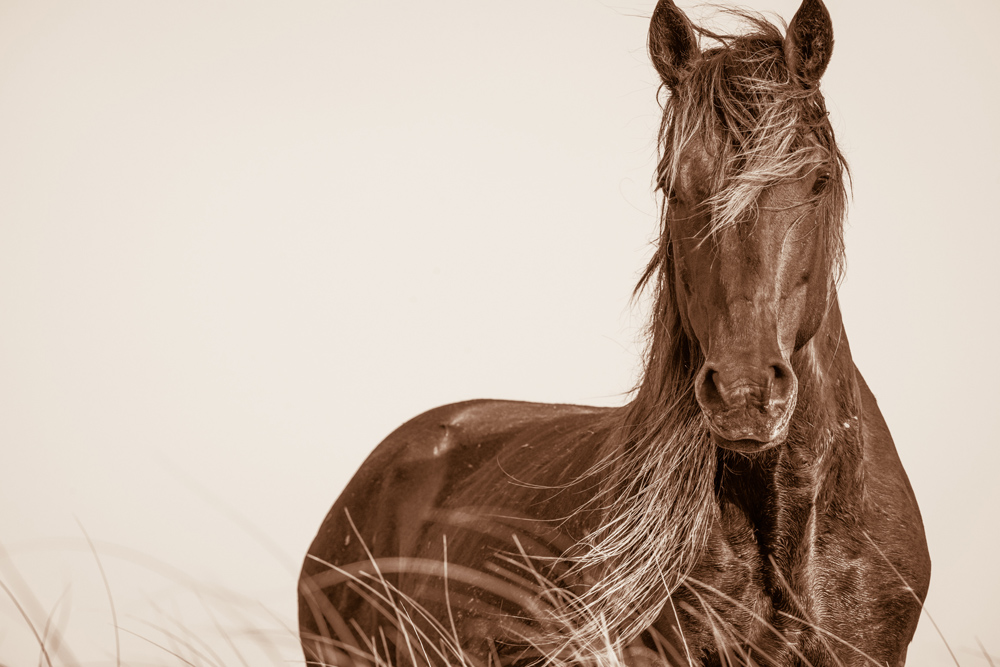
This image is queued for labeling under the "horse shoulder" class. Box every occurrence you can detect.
[855,370,931,594]
[809,370,931,662]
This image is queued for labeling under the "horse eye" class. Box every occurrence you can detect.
[811,172,831,195]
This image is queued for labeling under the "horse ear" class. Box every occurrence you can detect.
[784,0,834,84]
[649,0,698,89]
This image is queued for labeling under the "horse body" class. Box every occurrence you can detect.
[300,302,927,665]
[300,1,930,664]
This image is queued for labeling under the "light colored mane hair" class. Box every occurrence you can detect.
[564,386,715,651]
[557,10,850,653]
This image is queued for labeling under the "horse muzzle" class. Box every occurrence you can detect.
[694,359,798,452]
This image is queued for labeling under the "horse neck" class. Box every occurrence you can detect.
[715,292,867,569]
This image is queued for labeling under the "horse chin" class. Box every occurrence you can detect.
[700,394,797,453]
[709,429,785,453]
[704,412,792,453]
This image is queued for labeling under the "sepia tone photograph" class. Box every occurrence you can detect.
[1,1,997,665]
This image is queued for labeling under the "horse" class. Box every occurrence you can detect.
[298,1,931,665]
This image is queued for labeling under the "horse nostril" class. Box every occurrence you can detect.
[770,361,795,405]
[696,367,725,413]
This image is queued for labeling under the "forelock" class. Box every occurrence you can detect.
[656,11,848,238]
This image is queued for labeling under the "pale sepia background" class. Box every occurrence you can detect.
[1,1,997,665]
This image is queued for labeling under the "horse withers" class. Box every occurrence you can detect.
[299,1,931,665]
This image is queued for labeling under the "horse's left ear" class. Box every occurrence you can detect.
[784,0,834,84]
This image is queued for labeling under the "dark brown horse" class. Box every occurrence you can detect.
[299,1,930,665]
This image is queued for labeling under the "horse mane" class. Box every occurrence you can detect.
[560,10,851,651]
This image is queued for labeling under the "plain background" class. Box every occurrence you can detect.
[1,0,997,664]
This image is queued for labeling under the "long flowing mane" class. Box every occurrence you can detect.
[562,10,850,651]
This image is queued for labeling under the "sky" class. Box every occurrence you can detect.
[1,1,998,665]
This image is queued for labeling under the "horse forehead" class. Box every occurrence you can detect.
[675,136,819,201]
[706,184,816,263]
[676,134,717,193]
[758,178,814,211]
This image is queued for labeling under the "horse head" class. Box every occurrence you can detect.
[648,0,847,453]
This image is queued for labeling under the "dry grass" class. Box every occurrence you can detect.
[296,514,989,667]
[0,535,299,667]
[1,518,992,667]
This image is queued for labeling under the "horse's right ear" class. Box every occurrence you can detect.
[649,0,698,89]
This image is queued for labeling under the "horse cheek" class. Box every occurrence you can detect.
[792,262,832,350]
